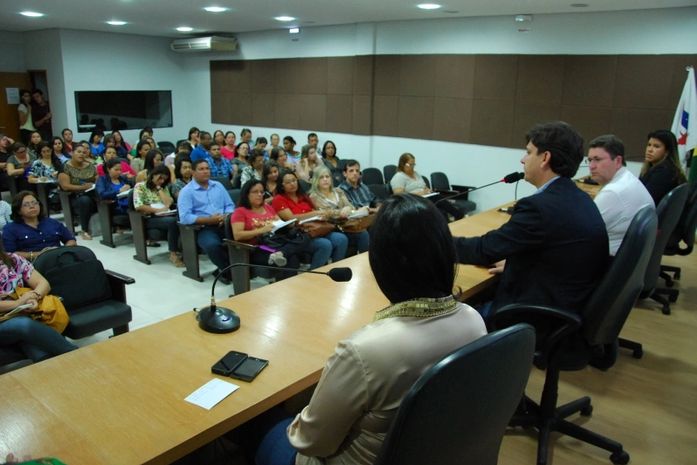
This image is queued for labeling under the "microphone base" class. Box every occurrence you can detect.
[197,305,241,334]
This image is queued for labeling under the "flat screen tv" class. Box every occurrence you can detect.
[74,90,173,133]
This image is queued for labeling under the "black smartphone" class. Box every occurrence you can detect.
[231,356,269,382]
[211,351,247,376]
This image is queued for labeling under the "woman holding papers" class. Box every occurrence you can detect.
[231,180,314,279]
[255,194,487,465]
[0,241,77,362]
[96,158,133,219]
[133,165,183,267]
[309,166,369,253]
[57,144,98,240]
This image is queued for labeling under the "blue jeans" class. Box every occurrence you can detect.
[196,226,229,272]
[326,231,348,262]
[255,417,297,465]
[346,231,369,253]
[145,216,180,252]
[0,316,77,362]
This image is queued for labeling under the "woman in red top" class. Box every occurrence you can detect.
[271,170,346,269]
[231,180,313,280]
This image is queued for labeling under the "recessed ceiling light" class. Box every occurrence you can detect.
[20,11,44,18]
[176,26,193,32]
[417,3,442,10]
[204,6,229,13]
[289,27,300,34]
[106,20,127,26]
[274,16,296,22]
[515,14,533,23]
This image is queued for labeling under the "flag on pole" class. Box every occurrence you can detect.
[671,66,697,182]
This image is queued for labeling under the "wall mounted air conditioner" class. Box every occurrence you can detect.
[170,36,238,53]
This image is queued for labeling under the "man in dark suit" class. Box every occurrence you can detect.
[455,121,608,319]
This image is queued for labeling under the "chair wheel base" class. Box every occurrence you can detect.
[580,405,593,416]
[610,450,630,464]
[662,305,671,315]
[631,347,643,359]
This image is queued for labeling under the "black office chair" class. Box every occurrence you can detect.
[158,141,175,154]
[430,171,477,215]
[421,175,430,189]
[383,164,397,184]
[491,206,657,465]
[97,199,131,248]
[369,184,391,202]
[660,183,697,286]
[361,167,384,186]
[0,346,32,374]
[33,246,134,339]
[639,183,689,315]
[375,324,535,465]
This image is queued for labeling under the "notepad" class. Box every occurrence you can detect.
[272,218,297,233]
[117,189,132,199]
[422,192,438,198]
[185,378,239,410]
[155,209,177,216]
[299,215,322,224]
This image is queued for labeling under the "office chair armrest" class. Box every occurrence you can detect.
[492,303,582,359]
[223,238,257,251]
[105,269,136,285]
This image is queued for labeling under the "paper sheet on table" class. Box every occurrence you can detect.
[185,378,239,410]
[272,218,296,233]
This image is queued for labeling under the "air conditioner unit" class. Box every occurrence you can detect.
[170,36,238,53]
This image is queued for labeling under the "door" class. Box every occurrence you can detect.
[0,72,32,141]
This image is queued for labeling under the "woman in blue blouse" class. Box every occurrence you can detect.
[96,158,133,218]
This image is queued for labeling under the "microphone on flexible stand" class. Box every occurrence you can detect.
[196,263,353,333]
[435,171,525,205]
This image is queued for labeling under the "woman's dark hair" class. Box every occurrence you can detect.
[249,150,265,166]
[111,130,127,148]
[20,89,30,98]
[11,142,27,155]
[213,129,225,141]
[89,130,103,144]
[369,194,456,303]
[188,127,200,139]
[241,128,252,138]
[239,179,264,209]
[270,147,285,161]
[51,137,67,155]
[174,152,192,180]
[136,139,151,155]
[143,149,163,172]
[276,169,308,197]
[145,165,171,190]
[300,144,314,159]
[28,132,41,150]
[11,190,44,223]
[641,129,687,182]
[45,140,64,171]
[397,153,414,172]
[255,136,268,146]
[237,142,250,153]
[104,157,122,174]
[321,140,337,158]
[224,130,236,141]
[103,134,115,147]
[262,161,280,185]
[525,121,584,178]
[139,127,153,140]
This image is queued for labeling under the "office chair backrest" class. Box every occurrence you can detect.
[582,206,657,346]
[375,324,535,465]
[430,172,451,191]
[368,183,390,201]
[383,164,397,184]
[667,182,697,255]
[643,183,689,292]
[212,176,234,190]
[158,141,175,154]
[362,167,384,185]
[421,175,430,189]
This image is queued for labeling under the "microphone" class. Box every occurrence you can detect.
[435,171,524,205]
[196,263,353,333]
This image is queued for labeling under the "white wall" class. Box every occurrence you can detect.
[0,31,26,72]
[15,7,697,211]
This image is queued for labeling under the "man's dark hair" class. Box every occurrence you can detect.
[192,158,210,170]
[369,194,455,303]
[307,132,318,140]
[283,136,296,145]
[174,153,192,180]
[525,121,584,178]
[343,159,360,172]
[588,134,626,166]
[31,89,43,96]
[255,136,267,145]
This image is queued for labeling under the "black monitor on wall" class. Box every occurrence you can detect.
[74,90,173,133]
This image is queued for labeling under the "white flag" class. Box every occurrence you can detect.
[671,66,697,165]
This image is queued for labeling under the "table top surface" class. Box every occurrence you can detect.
[0,188,598,464]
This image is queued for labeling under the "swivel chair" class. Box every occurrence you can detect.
[491,206,657,465]
[375,324,535,465]
[660,183,697,286]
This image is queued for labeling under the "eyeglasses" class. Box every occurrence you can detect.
[283,179,297,185]
[22,201,39,208]
[586,156,611,164]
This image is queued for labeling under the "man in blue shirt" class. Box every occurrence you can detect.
[178,159,235,282]
[208,143,233,179]
[339,160,378,209]
[190,131,212,162]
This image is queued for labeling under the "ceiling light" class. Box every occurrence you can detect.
[515,14,533,23]
[417,3,442,10]
[176,26,193,32]
[289,27,300,34]
[274,16,296,22]
[20,11,44,18]
[106,20,127,26]
[204,6,229,13]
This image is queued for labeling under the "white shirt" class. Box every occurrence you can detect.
[594,167,654,255]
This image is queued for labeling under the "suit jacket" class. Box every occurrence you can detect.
[455,176,608,314]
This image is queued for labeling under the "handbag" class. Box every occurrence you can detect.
[1,287,70,333]
[300,220,335,238]
[260,226,312,251]
[337,213,376,233]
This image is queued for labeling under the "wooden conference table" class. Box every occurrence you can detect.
[0,184,598,464]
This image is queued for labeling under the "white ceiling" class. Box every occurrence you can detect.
[1,0,696,38]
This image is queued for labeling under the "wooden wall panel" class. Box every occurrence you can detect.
[211,54,696,161]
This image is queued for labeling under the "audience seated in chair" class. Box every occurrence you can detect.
[339,160,380,211]
[309,166,369,253]
[3,191,76,262]
[97,146,136,180]
[135,148,164,184]
[295,144,322,183]
[57,144,98,240]
[169,153,192,202]
[6,142,36,193]
[28,141,62,184]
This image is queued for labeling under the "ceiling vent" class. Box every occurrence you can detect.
[170,36,238,53]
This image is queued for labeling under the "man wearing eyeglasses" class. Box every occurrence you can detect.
[588,135,654,256]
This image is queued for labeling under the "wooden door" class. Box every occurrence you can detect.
[0,72,32,141]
